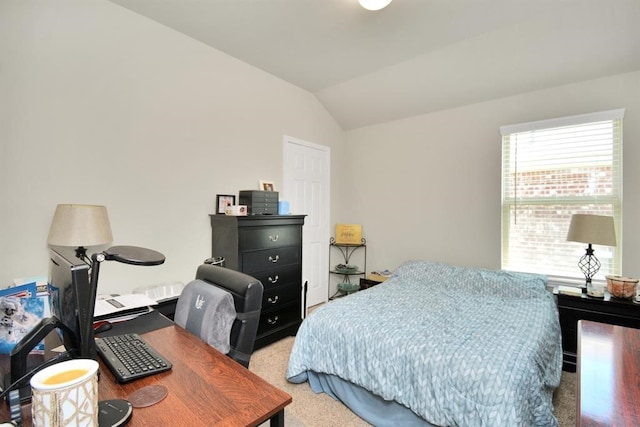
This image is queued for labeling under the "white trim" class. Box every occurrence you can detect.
[500,108,625,135]
[282,134,329,153]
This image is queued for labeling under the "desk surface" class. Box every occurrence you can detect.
[3,324,292,426]
[577,320,640,427]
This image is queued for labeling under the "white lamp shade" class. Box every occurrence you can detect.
[566,214,616,247]
[358,0,392,11]
[47,204,113,247]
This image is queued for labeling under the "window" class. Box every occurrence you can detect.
[501,109,624,283]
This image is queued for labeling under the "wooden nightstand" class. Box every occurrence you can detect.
[555,285,640,372]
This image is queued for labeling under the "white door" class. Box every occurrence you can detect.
[282,136,330,310]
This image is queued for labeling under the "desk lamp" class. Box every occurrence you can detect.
[566,214,616,297]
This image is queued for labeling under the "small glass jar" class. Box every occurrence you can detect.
[587,281,605,298]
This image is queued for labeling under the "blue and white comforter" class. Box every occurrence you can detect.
[287,260,562,426]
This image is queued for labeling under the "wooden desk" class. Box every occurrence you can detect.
[577,320,640,427]
[2,325,292,426]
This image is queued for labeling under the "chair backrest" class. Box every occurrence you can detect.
[176,264,263,368]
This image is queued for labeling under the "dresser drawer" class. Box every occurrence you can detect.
[251,265,301,290]
[239,190,278,204]
[263,283,300,310]
[257,303,300,336]
[242,247,301,273]
[240,226,302,250]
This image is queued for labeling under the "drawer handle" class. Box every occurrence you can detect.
[267,295,279,304]
[268,275,279,283]
[269,235,279,242]
[267,316,279,325]
[268,255,280,263]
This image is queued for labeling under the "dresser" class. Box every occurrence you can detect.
[210,214,306,350]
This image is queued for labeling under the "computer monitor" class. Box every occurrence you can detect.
[48,247,96,359]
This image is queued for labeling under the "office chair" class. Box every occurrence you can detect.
[174,264,263,368]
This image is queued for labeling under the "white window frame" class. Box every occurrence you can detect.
[500,109,624,285]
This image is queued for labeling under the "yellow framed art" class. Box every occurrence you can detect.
[335,223,362,245]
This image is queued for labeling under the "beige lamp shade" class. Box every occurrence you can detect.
[47,204,113,247]
[566,214,616,247]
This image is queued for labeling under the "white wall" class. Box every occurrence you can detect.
[0,0,346,293]
[345,71,640,278]
[2,1,638,294]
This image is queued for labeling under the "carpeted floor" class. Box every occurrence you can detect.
[251,336,576,426]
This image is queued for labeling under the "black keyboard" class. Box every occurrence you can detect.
[95,333,172,383]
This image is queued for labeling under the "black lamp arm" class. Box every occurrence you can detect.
[9,316,74,385]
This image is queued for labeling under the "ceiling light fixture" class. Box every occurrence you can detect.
[359,0,393,11]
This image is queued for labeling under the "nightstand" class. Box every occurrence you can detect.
[359,278,382,290]
[555,285,640,372]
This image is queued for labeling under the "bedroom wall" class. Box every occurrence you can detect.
[344,71,640,279]
[0,0,346,293]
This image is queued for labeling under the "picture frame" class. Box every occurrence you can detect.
[335,223,363,245]
[259,180,276,192]
[216,194,236,214]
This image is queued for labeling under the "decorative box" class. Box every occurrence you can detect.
[224,205,248,216]
[239,190,278,215]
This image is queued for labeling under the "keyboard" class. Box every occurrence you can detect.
[95,333,172,383]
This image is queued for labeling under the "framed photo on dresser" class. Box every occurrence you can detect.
[216,194,236,214]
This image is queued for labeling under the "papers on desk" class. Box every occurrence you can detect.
[94,293,159,323]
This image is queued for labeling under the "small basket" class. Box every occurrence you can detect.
[337,282,360,294]
[606,275,638,299]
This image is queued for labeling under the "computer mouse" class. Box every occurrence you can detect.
[94,321,112,334]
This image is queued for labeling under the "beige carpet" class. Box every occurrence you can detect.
[251,336,576,426]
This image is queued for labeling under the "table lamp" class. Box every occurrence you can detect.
[566,214,616,297]
[47,204,113,264]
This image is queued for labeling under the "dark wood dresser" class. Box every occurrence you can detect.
[210,214,306,350]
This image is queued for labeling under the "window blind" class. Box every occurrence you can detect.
[500,109,624,282]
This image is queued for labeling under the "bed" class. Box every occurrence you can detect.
[286,260,563,426]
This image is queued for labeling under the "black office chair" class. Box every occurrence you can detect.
[174,264,263,368]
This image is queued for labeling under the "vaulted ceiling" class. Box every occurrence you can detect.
[108,0,640,130]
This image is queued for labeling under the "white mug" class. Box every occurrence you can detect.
[30,359,99,427]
